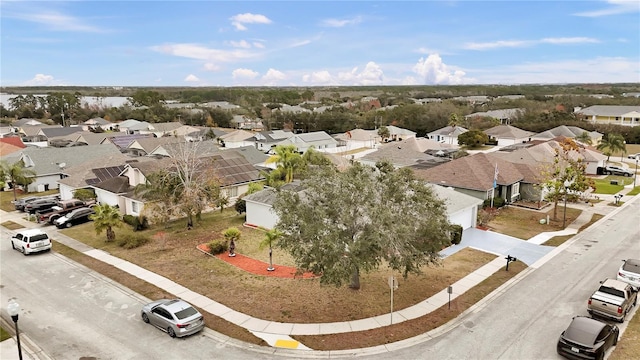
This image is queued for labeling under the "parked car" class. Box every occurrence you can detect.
[617,259,640,290]
[24,198,58,214]
[12,196,39,211]
[36,198,95,224]
[557,316,618,360]
[10,229,52,255]
[587,278,638,322]
[54,207,95,228]
[627,153,640,160]
[141,299,205,338]
[604,166,633,177]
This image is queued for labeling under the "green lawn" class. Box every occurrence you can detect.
[627,187,640,196]
[0,326,10,341]
[592,176,634,194]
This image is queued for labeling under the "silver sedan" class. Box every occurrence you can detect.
[141,299,205,338]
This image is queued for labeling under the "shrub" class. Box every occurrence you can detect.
[450,224,463,245]
[207,240,228,255]
[122,214,149,231]
[116,233,150,249]
[483,197,505,208]
[235,198,246,214]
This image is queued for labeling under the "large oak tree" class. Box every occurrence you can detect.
[273,161,452,290]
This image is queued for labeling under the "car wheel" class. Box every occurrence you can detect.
[142,313,149,323]
[11,242,15,249]
[22,247,28,256]
[168,327,176,338]
[66,222,72,228]
[613,332,618,345]
[596,351,604,360]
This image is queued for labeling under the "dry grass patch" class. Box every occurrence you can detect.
[609,307,640,360]
[51,240,266,346]
[295,261,527,350]
[61,211,496,323]
[543,213,605,247]
[488,206,582,240]
[1,221,23,230]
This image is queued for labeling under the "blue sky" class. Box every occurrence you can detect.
[1,1,639,87]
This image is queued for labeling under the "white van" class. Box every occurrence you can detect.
[10,229,52,255]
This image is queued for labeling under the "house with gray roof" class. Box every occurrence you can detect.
[219,129,256,149]
[127,136,186,156]
[427,125,468,146]
[82,117,114,131]
[251,129,294,152]
[333,129,379,150]
[574,105,640,127]
[531,125,603,144]
[17,124,62,144]
[71,131,131,145]
[276,131,338,153]
[412,152,543,204]
[4,144,122,192]
[483,125,534,146]
[56,153,136,200]
[358,137,448,169]
[385,125,416,141]
[149,140,220,158]
[39,126,85,145]
[465,108,524,124]
[106,133,154,149]
[14,118,44,127]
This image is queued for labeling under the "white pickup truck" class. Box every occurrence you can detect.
[588,278,638,323]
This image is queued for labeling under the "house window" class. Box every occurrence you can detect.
[512,183,520,197]
[224,187,238,198]
[132,201,140,213]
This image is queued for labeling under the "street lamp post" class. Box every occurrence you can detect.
[635,158,639,188]
[7,298,23,360]
[562,179,571,228]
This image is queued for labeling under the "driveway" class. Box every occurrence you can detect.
[440,227,555,266]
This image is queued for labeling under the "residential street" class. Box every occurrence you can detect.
[1,196,638,359]
[361,196,640,359]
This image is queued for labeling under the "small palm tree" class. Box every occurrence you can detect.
[574,131,592,146]
[597,133,626,163]
[90,204,121,242]
[377,126,390,142]
[223,227,241,256]
[260,229,282,271]
[0,160,36,201]
[265,145,302,183]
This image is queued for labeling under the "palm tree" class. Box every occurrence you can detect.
[0,160,36,201]
[260,229,282,271]
[574,131,592,146]
[377,126,390,142]
[265,145,302,183]
[597,133,626,163]
[223,227,241,256]
[90,204,121,242]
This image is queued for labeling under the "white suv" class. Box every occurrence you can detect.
[618,259,640,290]
[10,229,52,255]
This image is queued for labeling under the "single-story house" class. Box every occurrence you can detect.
[358,137,451,169]
[427,126,468,145]
[531,125,603,144]
[333,129,380,150]
[483,125,534,146]
[575,105,640,127]
[277,131,338,153]
[465,108,524,124]
[251,129,295,152]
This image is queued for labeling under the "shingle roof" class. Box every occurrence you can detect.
[107,133,154,148]
[429,184,484,214]
[484,125,534,139]
[20,125,62,137]
[18,144,123,176]
[465,108,524,120]
[224,146,269,165]
[411,153,535,191]
[129,136,185,153]
[92,176,132,194]
[334,129,379,141]
[361,139,446,168]
[575,105,640,117]
[219,129,255,142]
[40,127,85,139]
[428,125,469,137]
[148,122,183,132]
[57,154,132,187]
[84,117,111,125]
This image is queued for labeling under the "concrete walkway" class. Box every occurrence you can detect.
[0,186,636,352]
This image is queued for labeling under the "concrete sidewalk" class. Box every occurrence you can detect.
[0,191,635,351]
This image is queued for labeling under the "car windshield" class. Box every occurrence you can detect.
[598,286,625,298]
[565,321,599,345]
[174,307,198,320]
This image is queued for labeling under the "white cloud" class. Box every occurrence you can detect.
[184,74,200,82]
[338,62,384,85]
[321,16,363,27]
[540,37,599,44]
[11,11,107,33]
[228,40,252,48]
[472,57,640,84]
[150,43,257,62]
[262,69,286,85]
[412,54,468,85]
[464,40,529,50]
[253,42,265,49]
[23,73,62,86]
[230,13,272,31]
[465,37,599,50]
[203,63,221,71]
[573,0,640,17]
[302,71,335,85]
[232,68,259,79]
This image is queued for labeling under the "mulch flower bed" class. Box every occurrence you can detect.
[196,244,319,279]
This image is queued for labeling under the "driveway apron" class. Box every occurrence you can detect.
[440,227,555,266]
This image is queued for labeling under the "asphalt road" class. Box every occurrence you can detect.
[0,226,280,360]
[1,196,638,360]
[362,196,640,360]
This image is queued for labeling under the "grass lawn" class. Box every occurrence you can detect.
[542,214,605,247]
[627,187,640,196]
[0,189,60,212]
[0,326,11,341]
[609,307,640,360]
[0,221,24,230]
[592,176,634,194]
[486,206,582,240]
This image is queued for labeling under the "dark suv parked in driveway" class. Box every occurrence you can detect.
[13,196,39,211]
[604,166,633,177]
[24,198,58,214]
